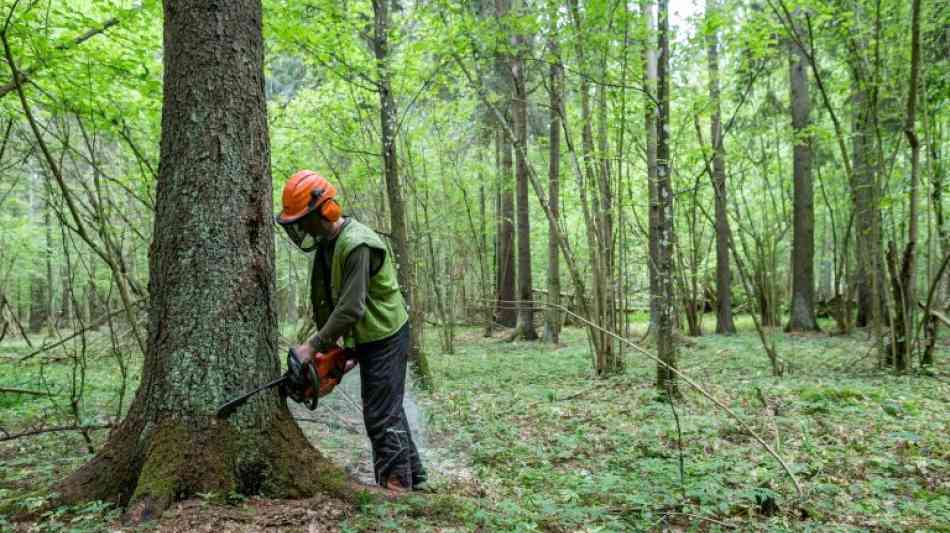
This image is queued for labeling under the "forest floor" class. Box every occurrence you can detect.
[0,314,948,531]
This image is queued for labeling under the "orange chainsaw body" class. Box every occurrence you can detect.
[308,346,357,399]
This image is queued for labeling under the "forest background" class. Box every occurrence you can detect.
[0,0,947,530]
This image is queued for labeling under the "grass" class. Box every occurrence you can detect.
[1,315,948,531]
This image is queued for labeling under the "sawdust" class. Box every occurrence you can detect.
[291,369,476,488]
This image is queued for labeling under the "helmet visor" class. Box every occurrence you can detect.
[277,216,319,252]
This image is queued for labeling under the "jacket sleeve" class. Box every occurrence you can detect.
[309,245,370,350]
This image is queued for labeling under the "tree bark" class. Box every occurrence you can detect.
[511,23,537,341]
[706,0,736,335]
[543,25,562,345]
[785,10,820,333]
[851,70,877,328]
[642,0,660,336]
[55,0,350,517]
[845,17,885,333]
[493,0,517,329]
[28,168,48,333]
[895,0,922,370]
[655,0,678,393]
[372,0,433,387]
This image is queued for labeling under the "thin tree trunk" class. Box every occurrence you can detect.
[372,0,433,386]
[28,167,47,333]
[512,22,537,341]
[785,9,820,332]
[642,0,660,337]
[655,0,678,393]
[493,0,516,329]
[706,0,736,335]
[896,0,922,370]
[569,0,617,374]
[543,25,562,345]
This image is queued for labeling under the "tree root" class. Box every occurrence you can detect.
[49,405,376,525]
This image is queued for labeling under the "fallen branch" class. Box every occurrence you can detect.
[0,424,111,442]
[0,387,52,396]
[471,296,804,497]
[19,299,145,362]
[560,301,803,496]
[921,306,950,329]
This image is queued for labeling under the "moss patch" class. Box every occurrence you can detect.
[128,418,240,520]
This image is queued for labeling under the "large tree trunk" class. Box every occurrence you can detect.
[56,0,349,517]
[372,0,432,387]
[543,26,562,345]
[511,25,537,341]
[493,0,516,329]
[655,0,678,393]
[785,10,820,333]
[706,0,736,335]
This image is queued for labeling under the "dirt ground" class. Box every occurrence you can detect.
[128,495,352,533]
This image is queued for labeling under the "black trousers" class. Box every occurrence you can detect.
[356,322,426,487]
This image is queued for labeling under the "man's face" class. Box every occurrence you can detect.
[297,211,333,238]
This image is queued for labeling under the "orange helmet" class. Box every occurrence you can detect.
[276,170,339,225]
[276,170,342,251]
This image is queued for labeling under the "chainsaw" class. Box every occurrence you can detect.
[215,345,357,419]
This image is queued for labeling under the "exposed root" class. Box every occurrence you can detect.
[50,404,383,525]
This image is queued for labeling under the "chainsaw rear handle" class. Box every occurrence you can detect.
[284,347,320,410]
[285,345,358,410]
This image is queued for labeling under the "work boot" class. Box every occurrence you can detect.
[384,476,410,494]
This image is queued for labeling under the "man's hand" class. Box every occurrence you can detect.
[293,343,314,366]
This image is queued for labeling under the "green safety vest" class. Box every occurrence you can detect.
[310,219,408,346]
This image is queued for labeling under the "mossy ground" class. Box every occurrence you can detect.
[1,315,948,531]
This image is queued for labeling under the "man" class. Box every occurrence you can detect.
[275,169,426,492]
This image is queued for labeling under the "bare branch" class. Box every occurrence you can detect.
[0,424,112,443]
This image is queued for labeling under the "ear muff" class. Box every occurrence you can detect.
[320,199,342,222]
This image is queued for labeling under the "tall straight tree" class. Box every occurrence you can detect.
[543,10,562,344]
[52,0,344,516]
[493,0,516,328]
[890,0,923,369]
[372,0,432,386]
[511,6,536,341]
[848,49,883,331]
[784,8,820,333]
[705,0,736,335]
[655,0,678,393]
[641,0,659,334]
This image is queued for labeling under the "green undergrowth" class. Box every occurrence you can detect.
[0,331,139,529]
[347,317,950,531]
[2,318,949,531]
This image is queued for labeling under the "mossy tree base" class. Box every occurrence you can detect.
[54,404,361,522]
